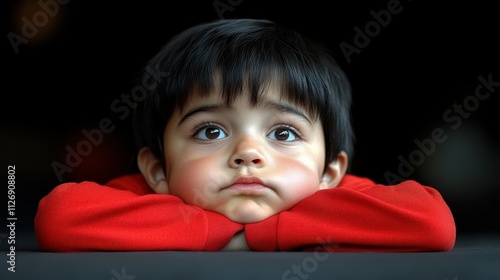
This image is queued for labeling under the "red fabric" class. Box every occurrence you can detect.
[35,174,243,252]
[35,173,456,252]
[245,175,456,252]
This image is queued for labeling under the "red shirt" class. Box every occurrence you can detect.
[34,173,456,252]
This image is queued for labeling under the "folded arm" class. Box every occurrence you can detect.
[245,176,456,252]
[35,181,243,252]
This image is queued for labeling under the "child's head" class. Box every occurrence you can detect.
[133,18,354,223]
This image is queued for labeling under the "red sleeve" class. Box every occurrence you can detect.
[245,175,456,252]
[34,174,243,252]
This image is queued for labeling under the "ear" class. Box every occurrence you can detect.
[319,151,348,190]
[137,147,169,194]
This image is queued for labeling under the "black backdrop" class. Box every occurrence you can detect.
[2,0,499,248]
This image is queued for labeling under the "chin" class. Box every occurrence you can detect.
[228,214,268,224]
[223,201,277,224]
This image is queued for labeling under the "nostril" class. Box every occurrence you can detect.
[234,158,262,165]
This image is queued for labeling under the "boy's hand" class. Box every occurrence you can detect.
[221,230,250,251]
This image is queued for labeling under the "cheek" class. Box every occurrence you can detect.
[167,155,222,206]
[270,156,323,202]
[272,146,324,180]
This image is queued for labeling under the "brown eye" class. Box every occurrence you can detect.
[195,126,227,140]
[267,127,298,142]
[206,127,221,139]
[275,128,290,141]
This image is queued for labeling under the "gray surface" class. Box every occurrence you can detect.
[2,234,500,280]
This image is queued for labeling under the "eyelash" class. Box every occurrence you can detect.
[190,121,303,142]
[269,124,303,142]
[191,122,226,139]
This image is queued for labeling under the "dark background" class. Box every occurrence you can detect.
[1,0,499,249]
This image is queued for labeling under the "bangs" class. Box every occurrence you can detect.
[154,19,334,119]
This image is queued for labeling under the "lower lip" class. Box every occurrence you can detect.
[227,183,266,191]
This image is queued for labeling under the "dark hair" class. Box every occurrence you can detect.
[133,18,354,172]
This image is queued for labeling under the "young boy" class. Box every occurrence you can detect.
[34,18,456,252]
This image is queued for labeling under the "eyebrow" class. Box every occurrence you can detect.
[178,101,312,126]
[178,104,226,126]
[266,102,312,124]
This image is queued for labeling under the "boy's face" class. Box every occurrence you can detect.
[142,83,346,223]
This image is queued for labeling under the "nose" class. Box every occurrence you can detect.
[229,136,266,168]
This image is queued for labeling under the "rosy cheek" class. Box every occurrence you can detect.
[168,156,222,207]
[271,157,321,198]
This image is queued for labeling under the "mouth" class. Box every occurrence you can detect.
[225,176,267,191]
